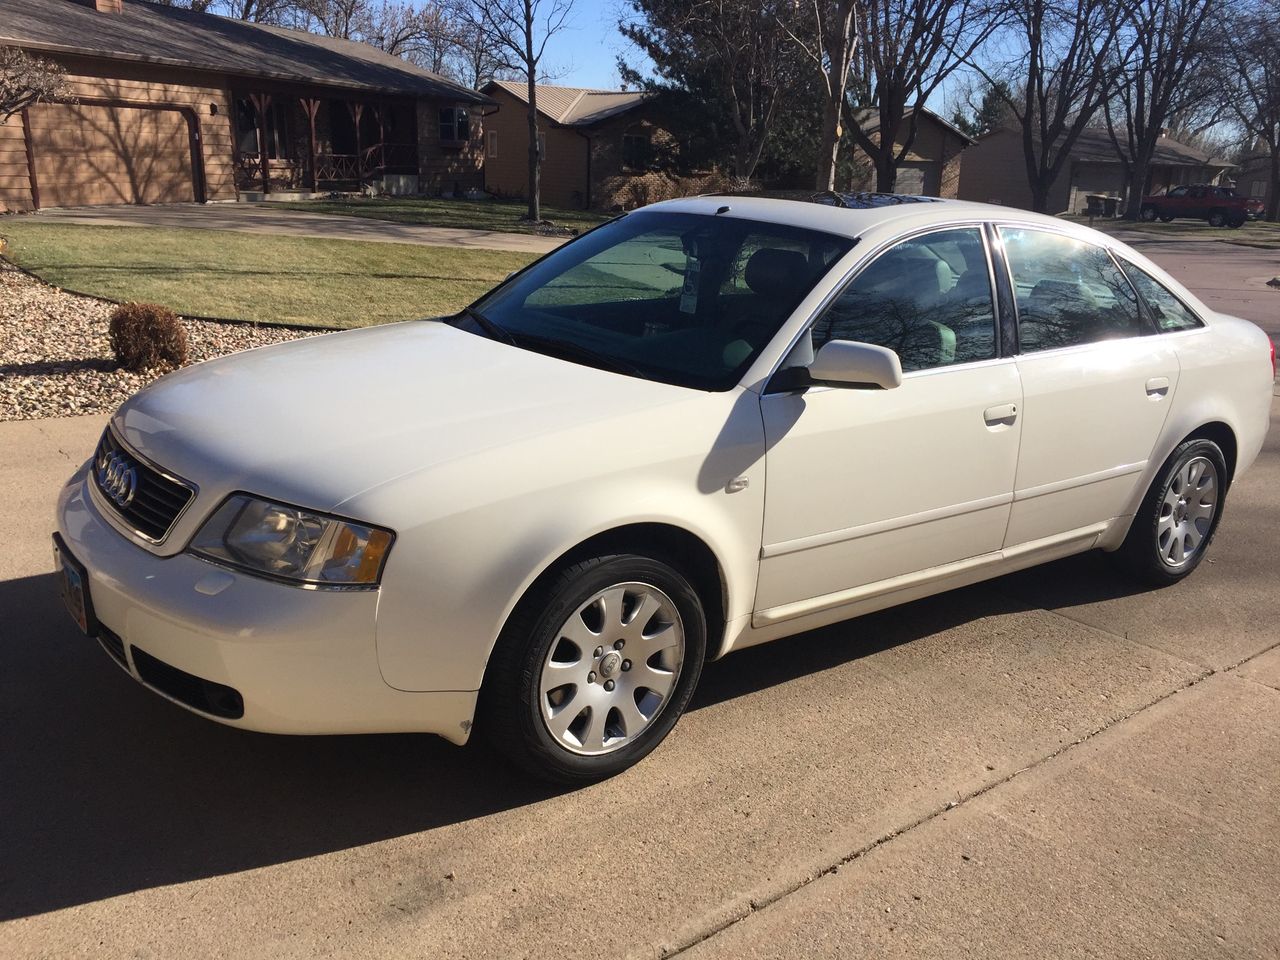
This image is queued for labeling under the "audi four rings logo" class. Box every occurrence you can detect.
[98,452,138,508]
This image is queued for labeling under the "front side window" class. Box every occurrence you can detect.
[1000,227,1141,352]
[461,212,854,390]
[1168,186,1188,198]
[812,227,997,372]
[1121,261,1203,332]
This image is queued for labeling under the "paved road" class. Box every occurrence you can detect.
[0,245,1277,959]
[30,203,566,255]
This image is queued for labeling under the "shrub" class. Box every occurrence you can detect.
[108,302,189,373]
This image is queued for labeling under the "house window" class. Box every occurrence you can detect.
[487,130,499,158]
[234,98,290,159]
[439,107,470,143]
[622,131,652,171]
[1251,180,1267,198]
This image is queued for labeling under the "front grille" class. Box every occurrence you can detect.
[93,429,195,542]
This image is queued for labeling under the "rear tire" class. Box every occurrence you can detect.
[1140,206,1158,222]
[1112,438,1228,587]
[478,553,707,784]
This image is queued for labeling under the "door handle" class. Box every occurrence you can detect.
[983,402,1018,425]
[1145,376,1170,398]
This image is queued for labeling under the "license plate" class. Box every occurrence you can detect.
[52,534,95,636]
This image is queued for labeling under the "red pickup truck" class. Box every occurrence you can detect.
[1140,185,1264,228]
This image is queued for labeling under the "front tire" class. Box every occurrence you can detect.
[1159,214,1175,223]
[479,554,707,784]
[1112,438,1227,586]
[1208,209,1227,227]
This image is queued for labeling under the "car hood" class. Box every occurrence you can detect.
[112,321,701,514]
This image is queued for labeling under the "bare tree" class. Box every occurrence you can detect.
[1226,0,1280,221]
[299,0,365,37]
[359,1,458,70]
[448,10,510,87]
[976,0,1132,212]
[1103,0,1221,219]
[844,0,1000,193]
[0,47,73,125]
[457,0,576,220]
[777,1,859,190]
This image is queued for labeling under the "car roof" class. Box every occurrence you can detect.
[646,193,1089,241]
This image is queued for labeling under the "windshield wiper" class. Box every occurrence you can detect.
[511,332,644,377]
[459,305,517,346]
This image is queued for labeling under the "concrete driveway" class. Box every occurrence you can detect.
[1,246,1277,959]
[31,203,566,255]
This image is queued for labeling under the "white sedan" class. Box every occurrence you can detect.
[54,194,1274,783]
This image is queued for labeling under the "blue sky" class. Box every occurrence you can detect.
[537,0,645,89]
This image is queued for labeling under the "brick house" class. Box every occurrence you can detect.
[0,0,493,212]
[956,126,1234,215]
[845,108,974,197]
[481,80,695,211]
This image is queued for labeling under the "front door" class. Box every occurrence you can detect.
[756,226,1022,619]
[998,226,1179,546]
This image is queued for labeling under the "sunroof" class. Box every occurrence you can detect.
[809,191,943,208]
[711,189,944,208]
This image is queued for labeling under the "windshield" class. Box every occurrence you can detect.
[457,211,855,390]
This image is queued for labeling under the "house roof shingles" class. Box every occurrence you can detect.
[1065,128,1230,168]
[0,0,490,103]
[485,80,649,126]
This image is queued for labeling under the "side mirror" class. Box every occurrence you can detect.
[807,340,903,390]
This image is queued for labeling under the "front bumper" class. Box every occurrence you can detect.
[56,465,476,743]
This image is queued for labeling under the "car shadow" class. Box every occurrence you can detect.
[0,554,1154,920]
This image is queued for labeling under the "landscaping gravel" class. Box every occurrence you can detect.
[0,260,319,421]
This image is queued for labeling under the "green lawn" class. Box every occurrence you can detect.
[0,221,536,328]
[273,196,613,237]
[1062,215,1280,249]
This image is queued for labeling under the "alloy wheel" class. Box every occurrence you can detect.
[1157,456,1218,568]
[538,582,685,756]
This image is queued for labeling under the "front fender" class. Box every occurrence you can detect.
[362,389,767,693]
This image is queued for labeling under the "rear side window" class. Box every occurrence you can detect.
[812,227,997,372]
[1000,228,1141,352]
[1121,261,1203,332]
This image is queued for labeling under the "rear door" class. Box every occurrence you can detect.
[997,226,1179,547]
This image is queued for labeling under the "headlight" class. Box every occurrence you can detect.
[190,494,394,588]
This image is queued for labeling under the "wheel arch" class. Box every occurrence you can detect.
[1101,418,1240,553]
[487,522,731,682]
[1185,420,1238,487]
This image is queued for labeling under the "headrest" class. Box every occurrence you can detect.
[745,248,810,300]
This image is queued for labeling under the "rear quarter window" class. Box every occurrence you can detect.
[1120,261,1204,332]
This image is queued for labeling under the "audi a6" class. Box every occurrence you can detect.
[55,193,1274,782]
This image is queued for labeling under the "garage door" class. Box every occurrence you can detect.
[29,103,195,207]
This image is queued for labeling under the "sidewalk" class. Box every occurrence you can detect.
[30,203,566,255]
